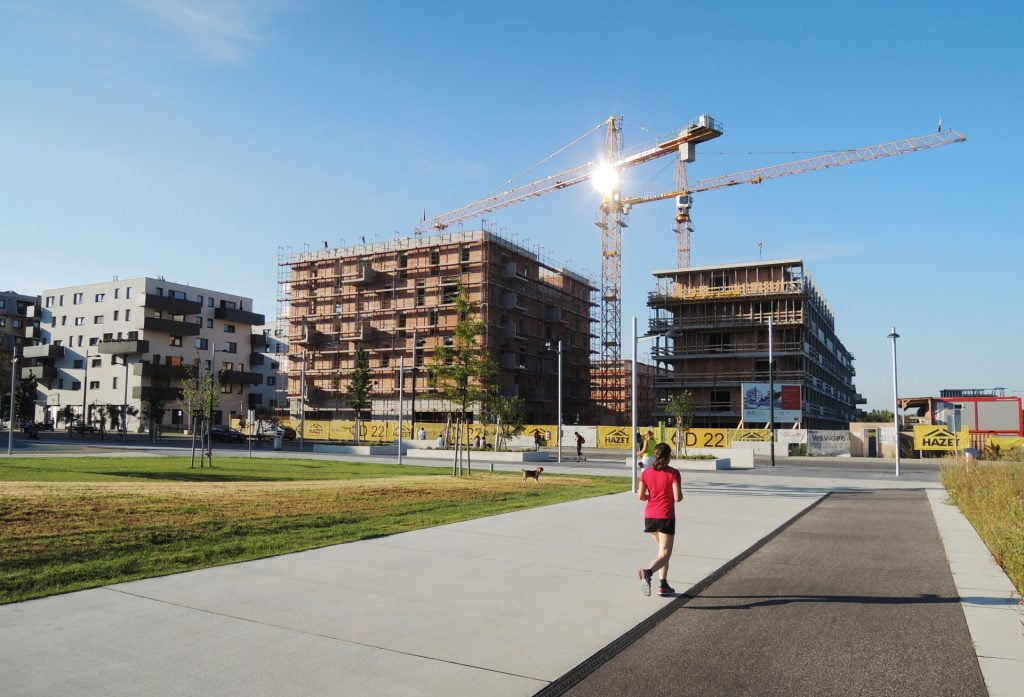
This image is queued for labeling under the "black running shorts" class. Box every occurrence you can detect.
[644,518,676,535]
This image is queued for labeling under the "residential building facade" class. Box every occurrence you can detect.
[250,322,289,416]
[648,258,863,430]
[1,290,39,420]
[281,230,597,425]
[27,278,265,431]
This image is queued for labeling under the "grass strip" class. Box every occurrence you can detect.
[0,456,626,603]
[942,461,1024,595]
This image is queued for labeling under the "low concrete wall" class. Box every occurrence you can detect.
[313,444,400,456]
[624,456,732,471]
[406,449,549,463]
[729,441,791,458]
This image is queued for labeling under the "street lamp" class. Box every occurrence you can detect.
[7,355,18,455]
[81,349,97,436]
[631,317,683,492]
[887,327,901,477]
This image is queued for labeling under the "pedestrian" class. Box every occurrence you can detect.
[534,432,542,451]
[473,434,481,449]
[417,427,426,441]
[637,429,657,469]
[637,443,683,597]
[574,431,585,461]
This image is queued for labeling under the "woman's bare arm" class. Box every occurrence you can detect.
[673,479,683,502]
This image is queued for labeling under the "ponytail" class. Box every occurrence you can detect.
[652,442,672,471]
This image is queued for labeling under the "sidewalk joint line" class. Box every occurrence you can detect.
[104,587,548,683]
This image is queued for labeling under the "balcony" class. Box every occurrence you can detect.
[132,386,183,401]
[24,326,40,340]
[22,344,65,360]
[143,316,201,336]
[98,339,150,355]
[214,306,266,325]
[22,365,57,380]
[247,393,263,407]
[501,292,526,311]
[250,352,266,366]
[544,306,564,323]
[250,333,268,350]
[350,265,378,285]
[144,294,202,315]
[502,262,529,281]
[134,363,192,380]
[651,340,805,360]
[219,369,262,385]
[648,312,803,333]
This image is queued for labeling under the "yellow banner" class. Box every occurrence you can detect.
[913,424,970,451]
[729,429,773,443]
[597,426,636,449]
[987,436,1024,452]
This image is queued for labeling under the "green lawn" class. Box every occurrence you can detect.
[0,456,626,604]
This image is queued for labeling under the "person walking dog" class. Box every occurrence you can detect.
[637,443,683,597]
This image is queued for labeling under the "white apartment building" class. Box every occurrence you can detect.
[250,321,289,416]
[26,277,265,432]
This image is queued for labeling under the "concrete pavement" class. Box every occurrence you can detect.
[1,456,1021,696]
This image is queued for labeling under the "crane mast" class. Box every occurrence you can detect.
[595,117,625,409]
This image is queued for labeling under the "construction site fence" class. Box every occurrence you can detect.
[230,418,777,449]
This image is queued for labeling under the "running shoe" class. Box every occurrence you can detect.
[658,582,675,597]
[638,568,652,596]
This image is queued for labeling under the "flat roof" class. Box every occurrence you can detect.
[652,257,804,277]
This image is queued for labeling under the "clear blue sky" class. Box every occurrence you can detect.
[2,0,1020,413]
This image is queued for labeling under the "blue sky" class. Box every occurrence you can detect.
[2,0,1020,412]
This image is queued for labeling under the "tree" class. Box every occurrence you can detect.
[182,358,219,467]
[347,343,372,445]
[857,409,894,423]
[107,402,138,435]
[665,390,695,456]
[142,392,167,443]
[488,395,526,451]
[14,371,39,425]
[58,405,76,434]
[430,285,499,475]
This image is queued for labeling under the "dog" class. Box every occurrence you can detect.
[521,466,544,482]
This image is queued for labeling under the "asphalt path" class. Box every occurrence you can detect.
[546,489,987,697]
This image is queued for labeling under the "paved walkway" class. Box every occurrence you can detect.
[1,463,1021,696]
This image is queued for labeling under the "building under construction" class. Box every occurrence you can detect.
[279,230,597,425]
[588,359,657,425]
[648,258,863,430]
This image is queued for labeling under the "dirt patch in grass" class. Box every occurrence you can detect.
[942,461,1024,595]
[0,470,624,603]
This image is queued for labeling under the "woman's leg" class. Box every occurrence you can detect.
[648,532,675,578]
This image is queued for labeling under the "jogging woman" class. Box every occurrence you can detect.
[637,442,683,597]
[637,429,657,469]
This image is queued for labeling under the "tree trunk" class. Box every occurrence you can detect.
[189,413,197,468]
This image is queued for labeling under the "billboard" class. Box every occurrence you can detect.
[741,383,802,424]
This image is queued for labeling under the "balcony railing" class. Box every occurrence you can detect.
[214,306,266,325]
[22,365,57,380]
[22,344,65,360]
[143,294,202,315]
[143,316,201,336]
[648,311,803,333]
[98,339,150,355]
[654,369,805,386]
[649,279,806,304]
[651,339,805,359]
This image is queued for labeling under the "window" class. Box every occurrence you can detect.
[169,335,182,347]
[397,312,407,328]
[195,316,203,325]
[430,249,440,265]
[197,295,204,305]
[89,381,100,390]
[208,297,214,308]
[168,289,186,300]
[113,310,119,321]
[429,308,439,326]
[58,379,64,389]
[207,318,213,328]
[93,315,103,324]
[45,296,54,308]
[224,341,237,353]
[380,353,390,368]
[156,287,163,296]
[51,317,56,328]
[77,335,84,346]
[224,324,236,333]
[95,293,105,302]
[127,331,138,340]
[125,287,132,298]
[222,300,237,310]
[92,358,101,367]
[204,360,211,371]
[74,317,85,326]
[0,299,5,310]
[195,338,208,350]
[460,246,470,262]
[103,333,113,341]
[415,288,425,307]
[88,338,98,346]
[73,293,83,304]
[266,376,276,386]
[125,309,131,321]
[59,295,65,306]
[114,288,119,299]
[71,381,81,391]
[73,359,84,369]
[11,319,22,329]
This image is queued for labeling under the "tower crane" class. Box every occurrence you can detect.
[416,119,966,417]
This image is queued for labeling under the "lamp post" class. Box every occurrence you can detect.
[121,354,130,441]
[81,349,96,435]
[7,356,18,455]
[632,317,683,492]
[397,353,405,464]
[557,339,563,464]
[888,327,901,477]
[768,317,775,467]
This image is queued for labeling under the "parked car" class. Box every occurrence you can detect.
[209,425,245,443]
[267,424,297,441]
